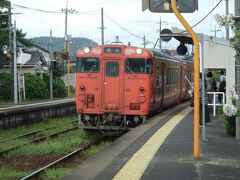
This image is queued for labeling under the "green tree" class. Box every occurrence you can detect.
[0,73,11,101]
[0,0,9,47]
[215,14,240,58]
[53,77,67,98]
[0,0,32,49]
[43,73,67,98]
[25,74,49,100]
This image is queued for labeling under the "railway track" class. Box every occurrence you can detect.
[20,141,100,180]
[0,117,109,179]
[0,120,78,155]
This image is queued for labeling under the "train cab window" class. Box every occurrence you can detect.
[125,58,152,74]
[76,57,99,73]
[106,62,119,77]
[104,47,122,54]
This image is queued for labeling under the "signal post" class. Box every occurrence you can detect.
[142,0,200,159]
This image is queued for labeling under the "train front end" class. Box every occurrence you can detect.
[75,45,153,131]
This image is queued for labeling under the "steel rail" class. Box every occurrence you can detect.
[20,139,105,180]
[0,120,77,144]
[0,126,78,155]
[20,144,89,180]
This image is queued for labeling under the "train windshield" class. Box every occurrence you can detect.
[125,58,152,74]
[76,57,99,73]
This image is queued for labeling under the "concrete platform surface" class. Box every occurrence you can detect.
[62,104,240,180]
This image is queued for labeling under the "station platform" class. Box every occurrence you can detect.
[62,103,240,180]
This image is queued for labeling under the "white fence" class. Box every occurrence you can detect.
[207,92,225,117]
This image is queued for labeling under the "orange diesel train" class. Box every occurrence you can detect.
[75,44,193,131]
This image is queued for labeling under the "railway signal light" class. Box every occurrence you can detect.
[2,45,8,54]
[2,45,12,60]
[142,0,198,13]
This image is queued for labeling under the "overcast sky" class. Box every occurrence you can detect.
[10,0,235,49]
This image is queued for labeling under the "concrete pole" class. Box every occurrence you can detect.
[143,35,146,48]
[64,1,68,52]
[101,7,104,45]
[235,0,240,140]
[49,30,53,100]
[200,34,206,141]
[8,1,12,51]
[13,20,18,103]
[226,0,230,40]
[7,1,14,102]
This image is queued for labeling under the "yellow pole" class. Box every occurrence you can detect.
[171,0,200,159]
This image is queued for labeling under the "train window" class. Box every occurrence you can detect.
[104,47,122,54]
[106,62,119,77]
[125,58,152,74]
[166,67,170,85]
[156,66,161,88]
[76,57,99,73]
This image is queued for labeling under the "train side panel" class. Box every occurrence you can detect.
[123,74,151,116]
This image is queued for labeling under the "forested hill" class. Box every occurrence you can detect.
[32,37,98,56]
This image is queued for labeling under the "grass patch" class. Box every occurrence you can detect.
[0,138,29,152]
[82,141,111,157]
[0,167,29,179]
[0,116,77,141]
[40,141,111,180]
[7,130,103,157]
[42,168,72,180]
[39,122,77,137]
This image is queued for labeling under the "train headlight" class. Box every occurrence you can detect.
[83,47,91,54]
[136,48,143,55]
[80,85,85,91]
[139,87,145,93]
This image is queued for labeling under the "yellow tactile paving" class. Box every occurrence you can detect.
[113,107,192,180]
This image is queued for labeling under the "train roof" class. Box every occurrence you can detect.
[147,49,173,59]
[147,48,193,62]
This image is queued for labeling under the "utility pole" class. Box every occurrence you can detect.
[159,16,162,49]
[99,8,106,45]
[61,1,75,52]
[143,35,146,48]
[7,0,14,102]
[49,30,53,100]
[8,1,12,51]
[157,16,167,49]
[211,25,221,37]
[13,20,18,103]
[63,1,68,52]
[235,0,240,139]
[61,1,75,97]
[226,0,230,40]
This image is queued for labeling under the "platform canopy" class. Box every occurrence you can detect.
[160,27,193,45]
[161,27,235,104]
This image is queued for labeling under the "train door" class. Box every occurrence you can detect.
[101,60,123,112]
[156,64,163,107]
[161,63,166,107]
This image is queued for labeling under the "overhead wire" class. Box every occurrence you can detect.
[104,12,155,45]
[12,1,224,45]
[12,3,61,14]
[173,0,223,35]
[191,0,223,29]
[12,3,100,15]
